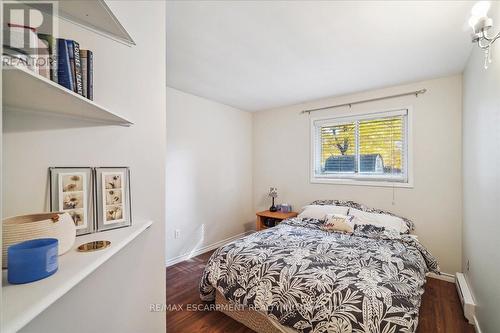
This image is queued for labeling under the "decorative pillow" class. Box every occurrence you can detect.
[310,199,414,232]
[321,214,355,233]
[298,205,349,221]
[349,208,409,234]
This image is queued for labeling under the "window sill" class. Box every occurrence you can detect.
[310,177,414,188]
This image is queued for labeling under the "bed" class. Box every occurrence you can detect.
[200,201,439,333]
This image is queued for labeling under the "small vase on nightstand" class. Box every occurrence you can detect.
[269,197,277,212]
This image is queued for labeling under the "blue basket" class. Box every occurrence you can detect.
[7,238,59,284]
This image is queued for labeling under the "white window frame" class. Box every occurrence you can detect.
[310,106,414,188]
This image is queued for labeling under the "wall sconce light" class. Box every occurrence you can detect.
[469,1,499,68]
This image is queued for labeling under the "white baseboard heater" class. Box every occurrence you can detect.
[455,272,475,324]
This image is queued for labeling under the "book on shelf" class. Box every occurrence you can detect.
[36,38,50,80]
[57,38,74,92]
[66,40,77,92]
[38,33,58,83]
[65,40,85,96]
[79,49,94,100]
[72,41,84,96]
[87,50,94,100]
[80,50,88,98]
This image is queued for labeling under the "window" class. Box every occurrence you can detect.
[311,109,410,186]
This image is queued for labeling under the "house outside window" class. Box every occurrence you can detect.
[311,108,412,187]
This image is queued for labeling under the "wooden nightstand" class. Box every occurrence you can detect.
[256,210,298,231]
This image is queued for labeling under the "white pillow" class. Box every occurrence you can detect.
[349,208,409,233]
[321,214,355,233]
[298,205,349,221]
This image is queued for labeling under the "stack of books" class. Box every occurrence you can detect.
[54,38,94,100]
[2,23,94,100]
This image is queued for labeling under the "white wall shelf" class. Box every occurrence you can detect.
[24,0,136,46]
[3,66,133,127]
[1,220,153,333]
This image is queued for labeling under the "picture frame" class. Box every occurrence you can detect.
[49,167,95,236]
[95,167,132,231]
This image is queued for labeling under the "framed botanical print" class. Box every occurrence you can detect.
[95,167,132,231]
[50,167,94,235]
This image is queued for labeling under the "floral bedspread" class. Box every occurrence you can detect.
[200,218,439,333]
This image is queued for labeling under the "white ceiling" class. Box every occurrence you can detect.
[166,1,473,111]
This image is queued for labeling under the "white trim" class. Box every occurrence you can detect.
[310,177,414,188]
[310,106,414,188]
[473,315,483,333]
[165,231,255,267]
[427,272,456,283]
[406,106,414,187]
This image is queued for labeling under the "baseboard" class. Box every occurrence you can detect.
[165,231,254,267]
[473,315,482,333]
[427,272,455,283]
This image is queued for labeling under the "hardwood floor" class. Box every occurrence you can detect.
[417,278,475,333]
[166,251,475,333]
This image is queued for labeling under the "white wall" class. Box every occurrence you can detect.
[2,1,166,332]
[253,75,462,275]
[462,3,500,331]
[166,87,253,263]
